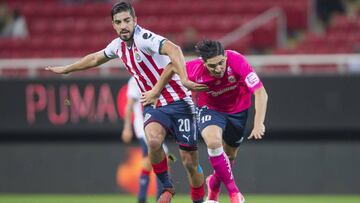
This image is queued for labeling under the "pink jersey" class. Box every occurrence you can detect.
[104,25,192,107]
[186,50,263,114]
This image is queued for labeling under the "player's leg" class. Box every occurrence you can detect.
[198,108,240,201]
[171,101,205,203]
[220,110,249,203]
[144,106,179,203]
[179,148,205,203]
[138,138,152,203]
[143,107,175,203]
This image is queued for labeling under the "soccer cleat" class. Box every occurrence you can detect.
[229,192,245,203]
[157,187,175,203]
[205,175,220,201]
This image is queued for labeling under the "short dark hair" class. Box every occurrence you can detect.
[195,40,225,62]
[111,1,136,20]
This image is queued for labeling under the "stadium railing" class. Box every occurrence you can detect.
[0,54,359,78]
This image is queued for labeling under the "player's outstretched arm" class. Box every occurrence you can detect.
[160,40,208,92]
[122,97,136,143]
[248,86,268,140]
[45,51,110,74]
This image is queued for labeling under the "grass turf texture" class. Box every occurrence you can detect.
[0,194,359,203]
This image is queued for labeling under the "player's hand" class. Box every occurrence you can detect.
[248,123,265,140]
[181,79,209,92]
[45,66,69,74]
[121,127,133,143]
[140,90,159,106]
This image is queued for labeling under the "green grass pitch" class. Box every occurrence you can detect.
[0,194,359,203]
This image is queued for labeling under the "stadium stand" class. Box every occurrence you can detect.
[0,0,359,76]
[1,0,310,58]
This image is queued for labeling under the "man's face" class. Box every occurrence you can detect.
[112,11,137,41]
[204,55,227,78]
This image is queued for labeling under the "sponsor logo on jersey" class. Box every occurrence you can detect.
[208,84,237,97]
[142,33,153,39]
[245,72,260,88]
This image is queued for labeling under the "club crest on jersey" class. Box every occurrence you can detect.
[134,51,142,62]
[228,75,236,83]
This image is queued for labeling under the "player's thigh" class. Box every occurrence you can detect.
[222,110,248,148]
[198,108,226,147]
[143,106,170,143]
[201,125,223,148]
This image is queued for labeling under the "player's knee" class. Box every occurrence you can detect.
[145,128,165,150]
[147,136,162,150]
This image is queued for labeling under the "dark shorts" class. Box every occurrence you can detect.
[198,107,248,148]
[143,100,198,150]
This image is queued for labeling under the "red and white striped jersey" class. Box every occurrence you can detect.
[104,25,192,107]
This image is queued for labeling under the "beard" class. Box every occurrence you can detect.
[119,30,134,41]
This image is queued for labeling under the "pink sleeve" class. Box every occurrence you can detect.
[186,61,196,82]
[228,50,263,93]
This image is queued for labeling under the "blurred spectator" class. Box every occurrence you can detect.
[0,6,28,38]
[182,27,198,55]
[0,1,9,33]
[316,0,346,26]
[348,57,360,73]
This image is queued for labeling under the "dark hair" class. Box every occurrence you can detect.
[111,1,136,20]
[195,40,225,62]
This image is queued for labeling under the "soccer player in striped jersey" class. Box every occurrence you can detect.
[142,40,268,203]
[46,2,208,203]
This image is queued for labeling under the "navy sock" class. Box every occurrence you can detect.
[156,176,163,200]
[138,172,150,201]
[155,171,173,188]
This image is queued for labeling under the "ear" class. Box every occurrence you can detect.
[112,21,116,30]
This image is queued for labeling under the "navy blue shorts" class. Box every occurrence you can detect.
[198,107,248,148]
[143,100,198,150]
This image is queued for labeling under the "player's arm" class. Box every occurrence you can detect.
[248,86,268,140]
[140,63,174,106]
[45,51,110,74]
[160,40,208,91]
[121,97,136,143]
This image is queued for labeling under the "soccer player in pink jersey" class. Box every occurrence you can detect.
[142,40,268,203]
[189,40,268,203]
[46,2,208,203]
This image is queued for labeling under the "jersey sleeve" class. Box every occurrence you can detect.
[103,38,120,59]
[127,77,141,100]
[136,29,167,55]
[186,61,195,82]
[228,50,263,93]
